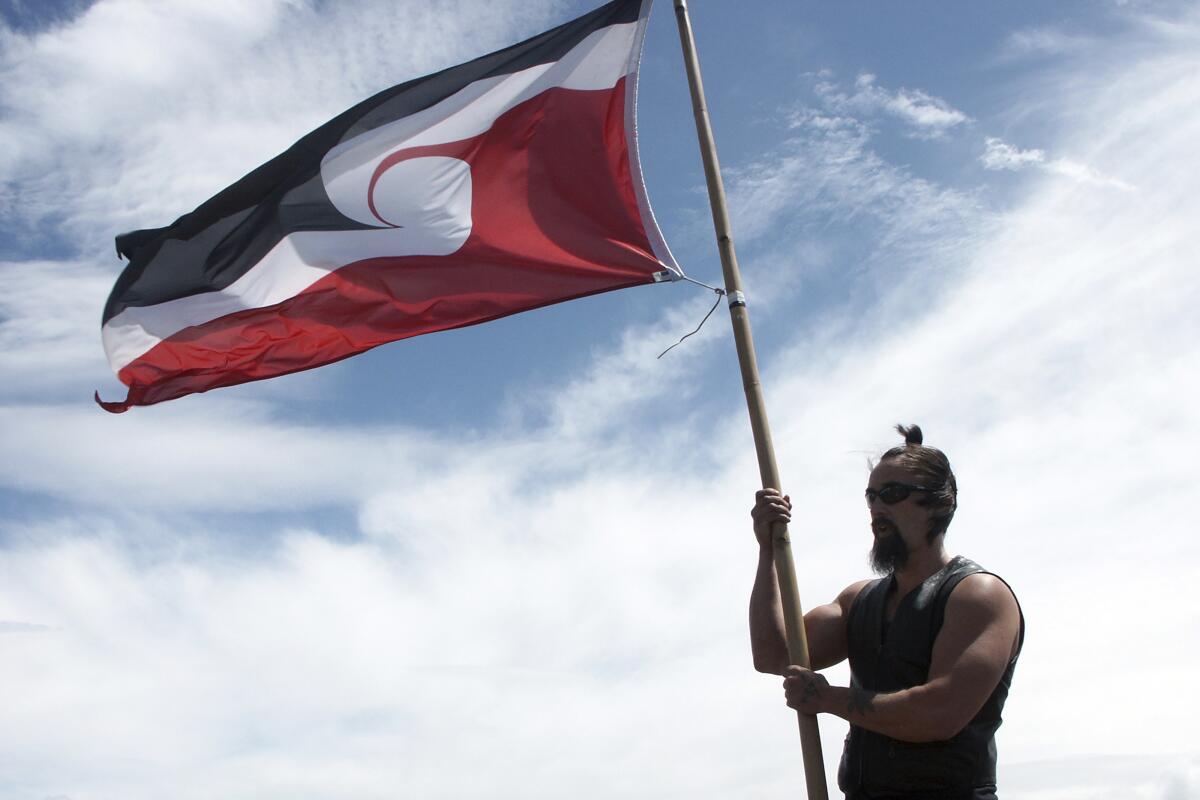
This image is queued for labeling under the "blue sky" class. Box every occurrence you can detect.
[1,1,1198,798]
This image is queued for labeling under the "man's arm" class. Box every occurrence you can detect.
[750,488,867,674]
[749,528,790,674]
[782,573,1021,742]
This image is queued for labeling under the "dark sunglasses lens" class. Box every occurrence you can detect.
[879,485,911,504]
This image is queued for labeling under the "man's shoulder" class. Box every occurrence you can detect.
[944,569,1024,659]
[939,563,1025,664]
[950,573,1018,610]
[946,559,1019,613]
[835,578,879,613]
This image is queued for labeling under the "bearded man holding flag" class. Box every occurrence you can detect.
[750,425,1024,800]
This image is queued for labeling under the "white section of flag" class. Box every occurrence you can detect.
[103,157,473,373]
[321,21,638,228]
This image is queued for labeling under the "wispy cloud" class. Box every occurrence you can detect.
[981,136,1136,190]
[724,107,983,257]
[814,72,971,139]
[0,259,114,400]
[0,619,57,633]
[979,137,1048,170]
[996,27,1097,62]
[1004,753,1200,800]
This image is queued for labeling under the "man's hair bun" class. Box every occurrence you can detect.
[896,424,923,446]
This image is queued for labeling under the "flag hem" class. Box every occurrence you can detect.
[626,0,681,280]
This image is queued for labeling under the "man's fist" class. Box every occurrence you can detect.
[783,665,829,715]
[751,488,791,547]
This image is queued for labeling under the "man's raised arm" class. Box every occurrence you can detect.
[749,488,866,674]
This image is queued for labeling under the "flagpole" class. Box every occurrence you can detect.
[670,2,829,798]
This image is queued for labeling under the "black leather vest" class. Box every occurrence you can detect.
[837,556,1023,799]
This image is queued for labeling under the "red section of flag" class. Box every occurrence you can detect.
[101,79,656,412]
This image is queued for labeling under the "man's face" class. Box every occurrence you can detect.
[865,461,935,574]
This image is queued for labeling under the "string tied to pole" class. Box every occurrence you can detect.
[657,275,725,359]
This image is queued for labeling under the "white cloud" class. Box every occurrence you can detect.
[0,448,803,799]
[997,27,1097,62]
[0,258,114,399]
[982,136,1135,190]
[814,72,971,139]
[980,136,1047,170]
[723,108,983,269]
[0,620,57,632]
[1043,156,1138,190]
[1005,754,1200,800]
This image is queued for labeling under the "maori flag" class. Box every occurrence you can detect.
[98,0,678,412]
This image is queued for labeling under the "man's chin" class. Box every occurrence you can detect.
[870,532,908,575]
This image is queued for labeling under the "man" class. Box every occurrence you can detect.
[750,425,1023,800]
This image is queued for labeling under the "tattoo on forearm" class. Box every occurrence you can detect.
[848,688,878,715]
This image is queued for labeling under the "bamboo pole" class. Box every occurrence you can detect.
[670,2,829,798]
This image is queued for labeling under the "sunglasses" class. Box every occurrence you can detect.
[864,482,929,505]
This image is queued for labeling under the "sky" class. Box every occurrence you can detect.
[1,0,1198,798]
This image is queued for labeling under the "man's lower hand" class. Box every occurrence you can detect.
[783,665,829,715]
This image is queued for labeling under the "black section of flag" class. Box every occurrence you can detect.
[104,0,642,326]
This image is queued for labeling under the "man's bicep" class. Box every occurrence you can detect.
[803,602,847,670]
[805,580,869,670]
[927,575,1021,730]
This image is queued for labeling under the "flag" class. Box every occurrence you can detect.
[98,0,678,412]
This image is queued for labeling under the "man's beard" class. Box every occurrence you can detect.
[870,519,909,575]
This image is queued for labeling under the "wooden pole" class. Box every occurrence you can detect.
[670,2,829,798]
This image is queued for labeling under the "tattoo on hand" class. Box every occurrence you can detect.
[848,688,878,715]
[801,676,822,702]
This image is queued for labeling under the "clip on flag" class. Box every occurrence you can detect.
[98,0,678,412]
